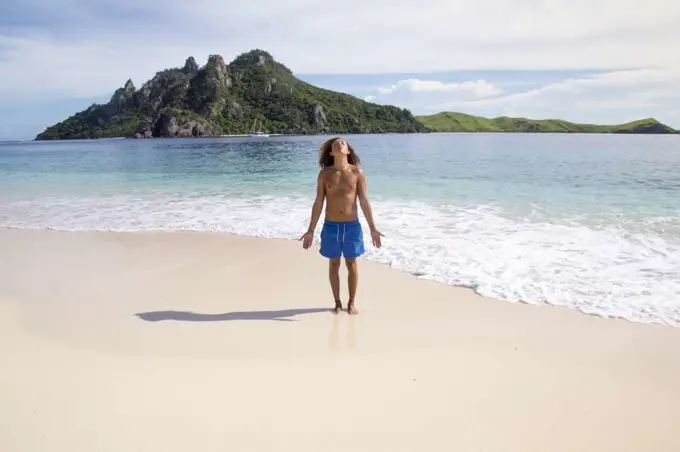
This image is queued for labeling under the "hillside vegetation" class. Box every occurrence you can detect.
[416,112,677,134]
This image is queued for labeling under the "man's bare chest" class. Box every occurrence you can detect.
[324,173,358,196]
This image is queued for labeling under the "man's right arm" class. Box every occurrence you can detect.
[306,171,325,233]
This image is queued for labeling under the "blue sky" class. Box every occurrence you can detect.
[1,0,679,140]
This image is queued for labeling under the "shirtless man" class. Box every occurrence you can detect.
[300,137,383,315]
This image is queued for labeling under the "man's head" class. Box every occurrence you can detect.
[330,137,349,156]
[318,137,360,168]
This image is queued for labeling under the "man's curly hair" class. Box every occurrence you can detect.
[318,137,361,168]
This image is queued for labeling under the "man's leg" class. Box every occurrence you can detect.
[320,222,343,314]
[341,221,364,315]
[345,258,358,315]
[329,258,342,314]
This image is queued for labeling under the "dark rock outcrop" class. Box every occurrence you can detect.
[152,111,216,138]
[136,69,191,112]
[182,57,199,75]
[104,79,137,115]
[311,104,327,130]
[226,101,244,119]
[133,110,216,138]
[133,120,153,139]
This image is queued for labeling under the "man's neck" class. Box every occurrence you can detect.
[333,156,350,170]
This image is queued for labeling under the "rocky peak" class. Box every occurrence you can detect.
[105,79,137,115]
[228,49,289,73]
[123,79,136,94]
[203,54,231,89]
[184,54,232,111]
[206,54,227,72]
[182,56,199,75]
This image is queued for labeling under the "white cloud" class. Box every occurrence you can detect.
[0,34,202,102]
[461,68,680,113]
[376,79,500,97]
[365,78,502,111]
[366,68,680,127]
[1,0,679,104]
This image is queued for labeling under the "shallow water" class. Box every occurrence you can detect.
[2,133,679,325]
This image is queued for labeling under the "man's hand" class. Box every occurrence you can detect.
[300,230,314,249]
[370,229,384,248]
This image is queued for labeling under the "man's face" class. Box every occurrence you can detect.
[330,138,349,156]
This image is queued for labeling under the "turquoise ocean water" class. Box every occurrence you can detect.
[1,134,679,325]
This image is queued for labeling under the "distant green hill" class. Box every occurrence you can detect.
[36,50,426,140]
[416,112,677,134]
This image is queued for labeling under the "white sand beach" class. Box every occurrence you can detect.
[1,227,679,452]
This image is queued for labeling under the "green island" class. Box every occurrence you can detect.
[36,50,425,140]
[416,112,677,134]
[35,49,677,140]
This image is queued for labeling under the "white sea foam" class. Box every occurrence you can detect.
[2,193,679,326]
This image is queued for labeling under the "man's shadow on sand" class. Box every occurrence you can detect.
[135,308,332,322]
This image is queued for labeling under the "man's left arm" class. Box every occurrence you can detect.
[357,169,384,248]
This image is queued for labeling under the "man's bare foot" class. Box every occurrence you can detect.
[333,300,342,315]
[347,300,358,315]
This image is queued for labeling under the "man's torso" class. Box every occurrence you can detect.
[322,166,360,222]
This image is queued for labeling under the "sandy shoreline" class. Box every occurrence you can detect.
[2,227,680,451]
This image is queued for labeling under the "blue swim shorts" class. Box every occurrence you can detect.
[319,219,365,259]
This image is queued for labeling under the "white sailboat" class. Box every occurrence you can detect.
[249,118,269,137]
